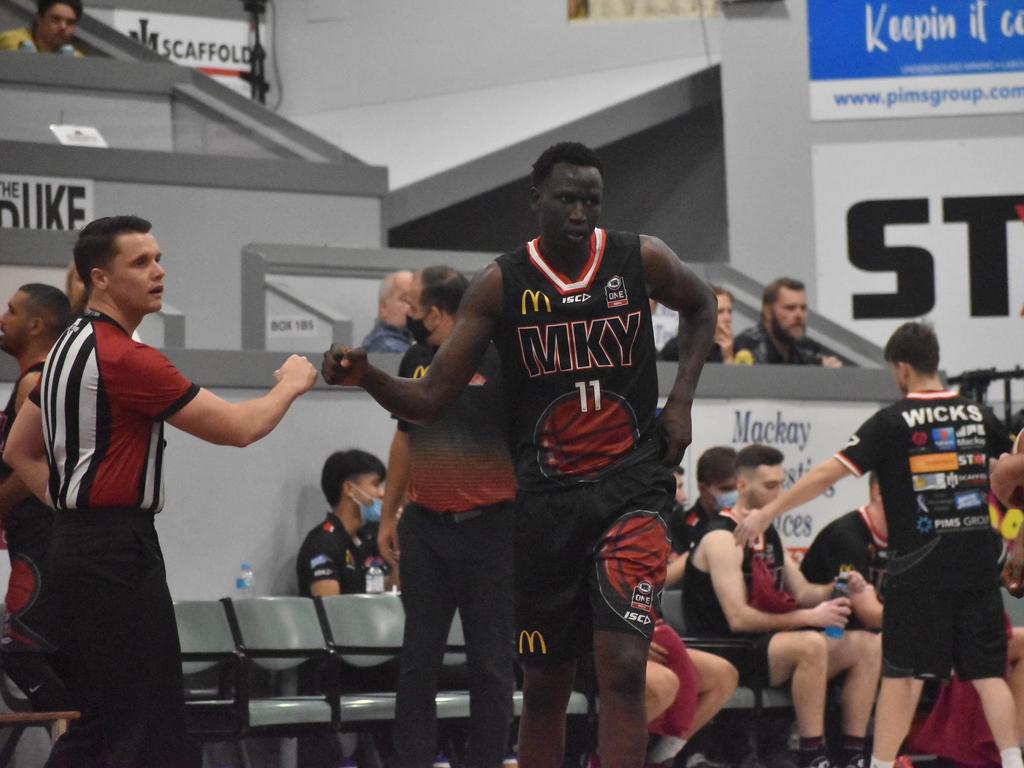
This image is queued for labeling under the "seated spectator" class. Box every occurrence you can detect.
[660,285,734,363]
[296,449,389,596]
[667,446,737,560]
[646,620,740,768]
[0,0,84,55]
[683,444,881,768]
[800,473,887,630]
[733,278,843,367]
[359,270,413,353]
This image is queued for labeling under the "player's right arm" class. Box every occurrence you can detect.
[734,458,852,547]
[322,264,502,424]
[703,530,849,633]
[168,354,316,447]
[379,429,410,569]
[0,370,43,518]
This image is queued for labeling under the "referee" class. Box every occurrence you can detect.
[4,215,317,768]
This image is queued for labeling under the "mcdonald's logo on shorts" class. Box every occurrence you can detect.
[521,290,552,315]
[518,629,547,655]
[412,365,429,379]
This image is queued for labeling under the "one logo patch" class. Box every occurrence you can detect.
[605,275,628,308]
[630,581,654,612]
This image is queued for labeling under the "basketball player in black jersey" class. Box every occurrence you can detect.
[323,142,717,768]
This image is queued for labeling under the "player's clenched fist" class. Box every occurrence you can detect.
[275,354,318,395]
[321,344,368,387]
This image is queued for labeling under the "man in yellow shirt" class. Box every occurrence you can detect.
[0,0,83,55]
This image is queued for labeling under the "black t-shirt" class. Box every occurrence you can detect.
[682,511,787,636]
[801,508,889,598]
[493,228,660,491]
[836,391,1011,590]
[296,514,380,596]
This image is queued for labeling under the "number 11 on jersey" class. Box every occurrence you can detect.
[575,380,602,412]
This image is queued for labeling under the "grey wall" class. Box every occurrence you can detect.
[391,103,728,263]
[273,1,721,117]
[719,0,1023,307]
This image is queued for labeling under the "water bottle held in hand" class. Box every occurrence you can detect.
[235,561,254,595]
[824,571,849,639]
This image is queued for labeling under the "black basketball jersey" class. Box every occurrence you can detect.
[682,511,787,636]
[0,362,43,483]
[836,390,1011,589]
[494,228,660,491]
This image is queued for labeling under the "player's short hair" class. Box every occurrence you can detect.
[696,446,737,485]
[735,444,784,473]
[37,0,81,19]
[18,283,72,339]
[420,265,468,316]
[73,215,152,290]
[762,277,805,307]
[531,142,604,187]
[883,321,939,375]
[321,449,386,508]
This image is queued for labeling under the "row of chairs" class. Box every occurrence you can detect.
[175,594,591,756]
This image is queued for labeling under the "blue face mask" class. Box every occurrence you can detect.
[714,489,739,512]
[351,486,382,523]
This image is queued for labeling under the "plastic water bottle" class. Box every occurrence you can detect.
[365,559,385,594]
[824,571,850,639]
[18,40,35,51]
[58,44,75,56]
[235,561,254,595]
[432,755,451,768]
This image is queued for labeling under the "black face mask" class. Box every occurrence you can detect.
[406,313,430,345]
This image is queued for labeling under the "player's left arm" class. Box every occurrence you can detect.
[2,400,50,505]
[781,557,833,607]
[640,236,717,467]
[735,458,852,546]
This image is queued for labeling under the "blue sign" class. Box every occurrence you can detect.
[808,0,1024,81]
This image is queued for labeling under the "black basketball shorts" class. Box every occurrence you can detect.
[882,582,1007,681]
[514,461,673,666]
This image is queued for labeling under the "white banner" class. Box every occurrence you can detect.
[812,138,1024,377]
[0,174,93,231]
[685,398,881,560]
[107,10,268,97]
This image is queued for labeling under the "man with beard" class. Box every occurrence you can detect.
[733,278,843,367]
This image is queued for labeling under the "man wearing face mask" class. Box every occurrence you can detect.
[733,278,843,368]
[296,449,389,597]
[667,446,737,560]
[379,265,518,768]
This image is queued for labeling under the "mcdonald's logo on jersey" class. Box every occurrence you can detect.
[521,290,552,315]
[412,365,429,379]
[518,629,547,655]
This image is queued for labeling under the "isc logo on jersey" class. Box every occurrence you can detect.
[562,293,591,305]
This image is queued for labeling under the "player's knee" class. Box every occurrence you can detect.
[851,629,882,664]
[601,657,648,702]
[647,662,680,710]
[793,630,829,667]
[712,656,740,694]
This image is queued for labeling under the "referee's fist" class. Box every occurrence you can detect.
[274,354,317,395]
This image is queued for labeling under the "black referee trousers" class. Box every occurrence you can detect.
[395,501,515,768]
[44,509,199,768]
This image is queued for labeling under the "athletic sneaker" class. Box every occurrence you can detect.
[893,757,914,768]
[804,754,835,768]
[841,755,866,768]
